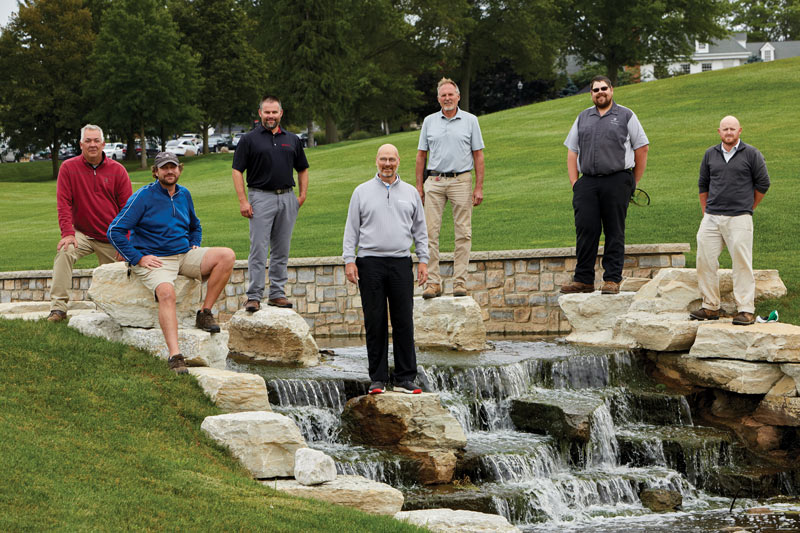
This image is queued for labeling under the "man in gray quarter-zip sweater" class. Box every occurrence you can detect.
[343,144,429,395]
[690,116,770,326]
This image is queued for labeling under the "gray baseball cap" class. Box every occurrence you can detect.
[154,151,179,167]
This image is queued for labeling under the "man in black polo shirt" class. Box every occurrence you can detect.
[232,96,309,311]
[561,76,649,295]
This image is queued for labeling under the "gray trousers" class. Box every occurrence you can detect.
[247,188,299,301]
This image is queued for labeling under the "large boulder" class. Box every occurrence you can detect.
[510,390,604,443]
[414,296,486,351]
[614,312,700,352]
[188,367,271,412]
[293,448,337,486]
[68,311,123,342]
[200,411,306,478]
[752,397,800,426]
[395,509,521,533]
[228,308,319,367]
[121,327,228,369]
[781,364,800,395]
[559,292,637,347]
[689,322,800,363]
[269,475,403,515]
[88,262,201,328]
[650,353,784,394]
[639,488,682,512]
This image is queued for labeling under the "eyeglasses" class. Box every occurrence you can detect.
[592,86,610,93]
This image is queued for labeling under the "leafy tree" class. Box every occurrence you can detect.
[170,0,266,153]
[731,0,800,41]
[565,0,729,85]
[86,0,200,168]
[0,0,95,179]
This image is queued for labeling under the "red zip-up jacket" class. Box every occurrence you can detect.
[57,154,132,242]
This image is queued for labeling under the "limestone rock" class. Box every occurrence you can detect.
[780,364,800,395]
[395,509,521,533]
[559,292,635,333]
[614,312,700,352]
[201,411,306,479]
[121,327,228,369]
[620,277,651,292]
[228,308,319,367]
[0,301,96,314]
[652,353,784,394]
[67,311,122,342]
[414,296,486,351]
[269,475,403,515]
[766,376,798,398]
[752,397,800,426]
[88,262,201,328]
[689,322,800,363]
[188,367,271,412]
[510,391,604,443]
[639,488,682,512]
[293,448,337,486]
[397,446,458,485]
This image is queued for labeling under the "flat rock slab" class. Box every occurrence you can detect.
[652,353,784,394]
[88,262,201,328]
[0,301,96,314]
[294,448,337,486]
[615,312,701,352]
[630,268,786,315]
[68,311,123,341]
[201,411,306,479]
[228,308,319,367]
[121,327,228,369]
[780,364,800,395]
[558,291,635,333]
[414,296,486,351]
[188,367,271,412]
[3,308,97,321]
[395,509,521,533]
[269,475,403,515]
[640,488,682,512]
[510,390,604,443]
[690,322,800,363]
[752,397,800,426]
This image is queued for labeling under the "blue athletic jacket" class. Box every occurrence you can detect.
[107,180,202,266]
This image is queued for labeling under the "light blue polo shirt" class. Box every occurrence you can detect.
[418,108,484,173]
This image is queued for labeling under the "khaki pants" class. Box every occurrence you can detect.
[696,213,755,314]
[423,172,473,286]
[51,230,118,312]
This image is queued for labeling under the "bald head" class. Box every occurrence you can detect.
[377,144,399,158]
[376,144,400,183]
[718,116,742,149]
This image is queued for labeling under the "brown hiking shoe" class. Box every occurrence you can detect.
[168,354,189,374]
[267,297,293,308]
[689,308,720,321]
[195,309,220,333]
[453,283,467,297]
[244,299,260,313]
[47,310,67,322]
[422,284,442,299]
[601,281,620,294]
[560,281,594,294]
[732,312,755,326]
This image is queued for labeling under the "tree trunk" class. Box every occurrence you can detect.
[126,129,136,161]
[202,122,209,155]
[325,113,339,144]
[51,127,60,180]
[306,119,315,148]
[140,122,148,169]
[606,59,620,86]
[160,125,166,152]
[461,38,474,112]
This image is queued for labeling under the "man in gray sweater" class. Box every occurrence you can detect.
[690,116,770,325]
[343,144,429,395]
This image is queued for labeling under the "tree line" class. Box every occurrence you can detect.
[1,0,794,178]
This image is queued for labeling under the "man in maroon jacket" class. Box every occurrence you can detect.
[47,124,132,322]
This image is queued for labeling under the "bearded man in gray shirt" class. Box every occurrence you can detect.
[343,144,428,395]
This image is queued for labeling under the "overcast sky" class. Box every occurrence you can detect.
[0,0,17,27]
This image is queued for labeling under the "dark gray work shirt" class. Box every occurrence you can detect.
[699,141,770,216]
[564,102,648,176]
[232,124,309,190]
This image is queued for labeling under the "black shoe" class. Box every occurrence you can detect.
[368,381,385,395]
[196,309,220,333]
[394,381,422,394]
[168,354,189,374]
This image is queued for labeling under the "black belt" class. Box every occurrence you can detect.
[253,187,293,194]
[584,169,632,178]
[428,170,470,178]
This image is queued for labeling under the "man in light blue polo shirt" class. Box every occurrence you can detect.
[415,78,485,299]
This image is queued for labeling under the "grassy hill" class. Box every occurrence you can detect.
[1,58,798,320]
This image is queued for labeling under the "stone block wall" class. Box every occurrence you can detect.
[0,243,689,336]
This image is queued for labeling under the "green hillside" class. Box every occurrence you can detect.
[1,58,798,320]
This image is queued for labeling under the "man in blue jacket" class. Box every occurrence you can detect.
[108,152,235,374]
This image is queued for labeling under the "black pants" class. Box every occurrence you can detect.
[356,256,417,383]
[572,170,634,284]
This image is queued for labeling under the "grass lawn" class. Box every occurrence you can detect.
[0,318,427,532]
[1,58,798,322]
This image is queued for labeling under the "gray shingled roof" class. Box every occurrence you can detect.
[747,41,800,59]
[707,35,749,54]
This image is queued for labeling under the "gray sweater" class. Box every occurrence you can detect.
[699,141,770,216]
[343,175,429,264]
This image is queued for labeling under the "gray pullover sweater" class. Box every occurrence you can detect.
[699,141,770,216]
[343,175,429,264]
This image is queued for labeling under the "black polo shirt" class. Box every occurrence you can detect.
[232,124,309,190]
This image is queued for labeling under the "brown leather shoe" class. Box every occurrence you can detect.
[244,299,260,313]
[453,283,467,297]
[47,310,67,322]
[560,281,594,294]
[601,281,620,294]
[422,284,442,299]
[267,297,293,308]
[689,308,720,321]
[168,354,189,374]
[195,309,220,333]
[732,311,755,325]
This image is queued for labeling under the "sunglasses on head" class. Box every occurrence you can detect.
[592,86,610,93]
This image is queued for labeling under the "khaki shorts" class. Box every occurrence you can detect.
[131,247,208,298]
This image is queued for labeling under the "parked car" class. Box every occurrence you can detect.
[103,142,126,160]
[1,142,19,162]
[228,132,244,149]
[58,146,78,160]
[206,134,228,152]
[135,139,160,158]
[164,139,199,156]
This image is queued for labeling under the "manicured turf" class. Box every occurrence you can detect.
[1,58,798,321]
